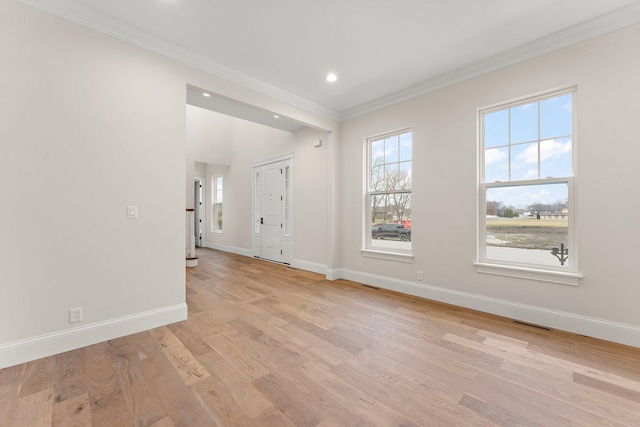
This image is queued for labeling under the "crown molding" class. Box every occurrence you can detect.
[340,2,640,121]
[17,0,342,121]
[17,0,640,123]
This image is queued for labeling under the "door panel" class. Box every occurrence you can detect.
[260,162,283,262]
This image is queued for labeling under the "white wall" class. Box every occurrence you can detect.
[0,0,338,368]
[338,23,640,345]
[0,0,187,366]
[292,128,330,272]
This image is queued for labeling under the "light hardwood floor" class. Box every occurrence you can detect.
[2,247,640,426]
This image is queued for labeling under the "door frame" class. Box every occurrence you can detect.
[251,152,293,264]
[194,176,205,247]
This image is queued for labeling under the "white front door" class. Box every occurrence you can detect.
[253,157,293,264]
[260,161,283,262]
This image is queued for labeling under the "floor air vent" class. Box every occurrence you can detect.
[513,320,552,331]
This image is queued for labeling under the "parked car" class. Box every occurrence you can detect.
[372,223,412,241]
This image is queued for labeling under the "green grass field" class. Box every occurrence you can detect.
[486,218,568,250]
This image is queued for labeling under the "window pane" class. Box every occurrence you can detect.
[485,182,568,267]
[371,165,384,190]
[399,161,412,190]
[371,139,384,169]
[370,193,411,251]
[511,142,538,181]
[540,94,572,140]
[484,110,509,148]
[384,135,399,163]
[510,102,538,143]
[385,163,398,190]
[485,147,508,183]
[540,137,572,178]
[367,130,412,254]
[215,203,223,231]
[399,132,412,161]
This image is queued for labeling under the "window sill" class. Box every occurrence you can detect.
[474,262,582,286]
[212,230,223,234]
[361,249,414,263]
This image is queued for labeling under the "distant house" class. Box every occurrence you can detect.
[539,208,569,220]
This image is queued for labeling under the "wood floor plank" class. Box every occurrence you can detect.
[0,363,25,386]
[52,392,92,427]
[148,416,175,427]
[114,358,169,426]
[498,359,639,425]
[197,349,274,419]
[0,383,20,426]
[574,371,640,403]
[10,387,54,427]
[53,348,87,404]
[252,372,327,426]
[205,332,270,382]
[82,342,120,402]
[298,360,422,427]
[459,393,539,427]
[330,360,460,426]
[88,390,133,427]
[190,375,258,427]
[147,326,210,386]
[17,357,55,398]
[135,352,217,426]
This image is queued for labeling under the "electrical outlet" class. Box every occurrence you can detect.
[417,271,423,281]
[69,307,82,323]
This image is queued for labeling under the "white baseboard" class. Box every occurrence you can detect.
[332,269,640,348]
[291,259,327,275]
[203,242,328,277]
[203,242,252,257]
[0,303,188,369]
[326,268,343,281]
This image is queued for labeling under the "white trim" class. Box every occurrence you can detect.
[478,88,578,277]
[364,129,413,257]
[474,262,582,286]
[194,176,205,246]
[360,249,414,263]
[251,152,294,168]
[15,0,341,121]
[0,303,187,369]
[291,259,327,276]
[340,4,640,120]
[17,1,640,122]
[330,269,640,348]
[203,241,252,258]
[326,269,343,281]
[212,174,223,233]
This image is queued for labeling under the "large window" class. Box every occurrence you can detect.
[366,129,412,254]
[479,88,577,276]
[212,175,223,232]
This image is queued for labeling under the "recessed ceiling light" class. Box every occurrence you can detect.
[274,115,279,119]
[202,92,210,97]
[326,73,337,83]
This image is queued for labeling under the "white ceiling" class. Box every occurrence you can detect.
[20,0,640,121]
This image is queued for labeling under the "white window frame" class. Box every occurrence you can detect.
[362,128,414,263]
[476,87,582,285]
[212,175,223,233]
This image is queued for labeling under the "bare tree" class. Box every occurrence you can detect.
[370,155,412,223]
